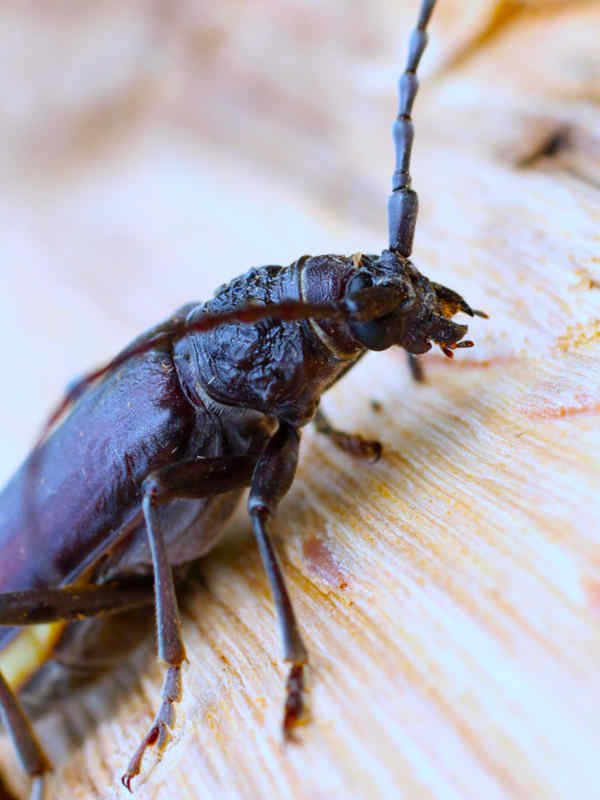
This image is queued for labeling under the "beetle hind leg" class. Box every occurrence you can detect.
[0,670,51,800]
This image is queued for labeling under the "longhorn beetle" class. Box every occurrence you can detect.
[0,1,487,796]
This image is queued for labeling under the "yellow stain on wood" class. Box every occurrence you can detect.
[0,623,66,691]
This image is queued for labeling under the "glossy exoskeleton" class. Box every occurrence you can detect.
[0,1,486,796]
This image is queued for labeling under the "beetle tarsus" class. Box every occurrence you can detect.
[283,663,309,741]
[121,665,181,791]
[313,408,382,461]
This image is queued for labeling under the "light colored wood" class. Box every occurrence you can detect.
[1,1,599,798]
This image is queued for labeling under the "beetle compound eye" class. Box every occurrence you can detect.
[348,308,408,351]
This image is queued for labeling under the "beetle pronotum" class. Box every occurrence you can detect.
[0,1,487,797]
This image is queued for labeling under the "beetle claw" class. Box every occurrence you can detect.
[121,723,163,792]
[121,666,181,790]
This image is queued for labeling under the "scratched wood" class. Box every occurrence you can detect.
[1,1,599,798]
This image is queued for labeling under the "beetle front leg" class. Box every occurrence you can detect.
[407,352,425,382]
[248,423,309,738]
[313,407,382,461]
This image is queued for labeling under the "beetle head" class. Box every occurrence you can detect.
[343,249,486,356]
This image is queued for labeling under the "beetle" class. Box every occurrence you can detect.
[0,1,487,796]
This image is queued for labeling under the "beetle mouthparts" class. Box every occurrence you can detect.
[440,339,474,358]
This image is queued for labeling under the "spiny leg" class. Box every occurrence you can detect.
[121,455,257,790]
[313,407,382,461]
[248,422,309,738]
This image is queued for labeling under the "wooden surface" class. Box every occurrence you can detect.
[1,1,599,798]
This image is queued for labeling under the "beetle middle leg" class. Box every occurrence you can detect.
[313,407,382,461]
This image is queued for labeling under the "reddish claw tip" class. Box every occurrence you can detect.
[122,775,133,793]
[146,726,160,746]
[473,309,489,319]
[441,346,454,358]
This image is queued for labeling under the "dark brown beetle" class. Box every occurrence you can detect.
[0,1,486,796]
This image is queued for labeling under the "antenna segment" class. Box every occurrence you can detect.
[387,0,436,257]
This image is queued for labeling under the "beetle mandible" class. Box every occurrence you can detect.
[0,0,487,796]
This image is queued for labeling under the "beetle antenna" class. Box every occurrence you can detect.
[387,0,436,257]
[32,300,345,448]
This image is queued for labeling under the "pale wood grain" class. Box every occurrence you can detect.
[0,1,599,798]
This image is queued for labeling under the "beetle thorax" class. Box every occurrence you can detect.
[178,260,365,427]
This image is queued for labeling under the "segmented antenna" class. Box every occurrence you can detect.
[387,0,436,257]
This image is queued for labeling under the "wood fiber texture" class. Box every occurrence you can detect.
[0,1,599,798]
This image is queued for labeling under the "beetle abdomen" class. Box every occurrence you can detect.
[0,347,196,603]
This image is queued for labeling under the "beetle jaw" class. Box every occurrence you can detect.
[401,283,475,357]
[343,250,484,356]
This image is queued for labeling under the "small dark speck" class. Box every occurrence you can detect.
[370,399,383,413]
[516,125,571,168]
